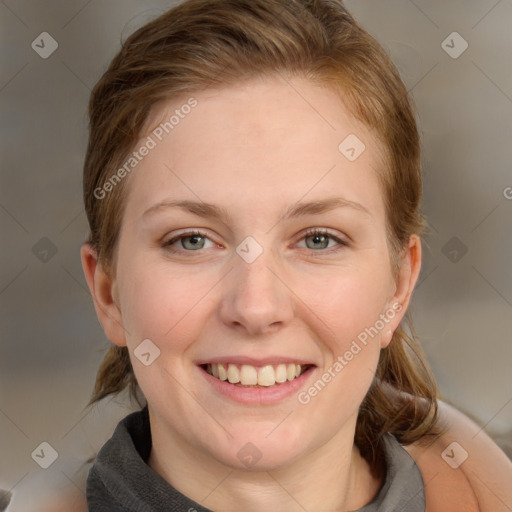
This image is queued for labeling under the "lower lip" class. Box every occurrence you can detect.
[198,365,316,405]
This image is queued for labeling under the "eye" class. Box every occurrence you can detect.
[296,229,348,251]
[163,230,216,252]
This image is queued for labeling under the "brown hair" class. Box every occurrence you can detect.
[83,0,441,474]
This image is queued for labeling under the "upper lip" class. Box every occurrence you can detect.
[196,356,316,367]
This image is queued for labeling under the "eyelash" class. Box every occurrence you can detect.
[162,228,348,254]
[301,229,348,252]
[162,230,212,253]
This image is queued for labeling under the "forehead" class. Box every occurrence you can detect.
[126,75,387,223]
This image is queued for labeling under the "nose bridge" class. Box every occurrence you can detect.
[236,250,276,299]
[219,243,294,334]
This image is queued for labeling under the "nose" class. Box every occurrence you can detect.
[218,249,295,336]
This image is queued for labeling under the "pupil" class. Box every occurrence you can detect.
[308,234,328,249]
[183,235,204,249]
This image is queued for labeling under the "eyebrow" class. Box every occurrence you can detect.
[142,197,371,223]
[282,197,372,220]
[143,199,233,223]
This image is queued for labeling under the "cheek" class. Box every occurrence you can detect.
[296,265,391,350]
[116,256,217,351]
[115,259,221,405]
[292,263,391,404]
[294,272,387,423]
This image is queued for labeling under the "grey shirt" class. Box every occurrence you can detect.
[87,407,425,511]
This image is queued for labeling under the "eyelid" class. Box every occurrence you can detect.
[303,227,347,239]
[296,227,349,246]
[161,227,349,253]
[162,228,220,248]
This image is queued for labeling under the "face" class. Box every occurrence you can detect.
[85,75,417,471]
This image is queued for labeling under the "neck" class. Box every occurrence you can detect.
[148,415,381,512]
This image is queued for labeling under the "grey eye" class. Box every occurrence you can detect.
[305,233,331,249]
[164,231,216,252]
[181,234,207,250]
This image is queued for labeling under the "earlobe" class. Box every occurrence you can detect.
[80,243,127,347]
[381,329,394,348]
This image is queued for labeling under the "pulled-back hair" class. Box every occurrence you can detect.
[83,0,440,475]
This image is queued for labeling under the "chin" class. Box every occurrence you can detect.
[209,426,307,472]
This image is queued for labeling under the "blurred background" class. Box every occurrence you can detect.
[1,0,511,510]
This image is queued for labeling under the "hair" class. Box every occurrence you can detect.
[83,0,442,475]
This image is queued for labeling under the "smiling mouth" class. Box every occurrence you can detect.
[201,363,314,387]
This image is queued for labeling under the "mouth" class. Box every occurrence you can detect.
[200,362,315,388]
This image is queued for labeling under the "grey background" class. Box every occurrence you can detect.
[1,0,511,510]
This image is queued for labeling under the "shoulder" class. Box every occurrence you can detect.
[403,399,512,512]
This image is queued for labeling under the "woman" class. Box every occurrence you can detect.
[80,0,512,510]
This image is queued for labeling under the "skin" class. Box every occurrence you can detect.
[80,74,475,511]
[32,404,512,512]
[404,399,512,512]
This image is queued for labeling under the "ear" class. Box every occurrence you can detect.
[80,243,127,347]
[381,234,422,348]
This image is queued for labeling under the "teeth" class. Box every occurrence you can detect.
[205,362,310,387]
[258,365,275,386]
[218,364,228,381]
[275,364,287,383]
[227,364,240,384]
[240,365,258,385]
[287,363,296,381]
